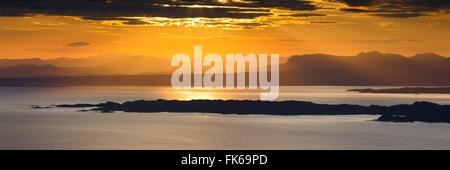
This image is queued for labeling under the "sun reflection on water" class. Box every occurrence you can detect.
[166,87,263,101]
[177,90,219,100]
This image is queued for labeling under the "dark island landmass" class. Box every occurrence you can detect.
[348,87,450,94]
[49,99,450,123]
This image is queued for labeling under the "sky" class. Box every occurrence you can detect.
[0,0,449,60]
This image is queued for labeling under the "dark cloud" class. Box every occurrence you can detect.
[234,22,269,27]
[370,13,425,18]
[332,0,450,18]
[120,18,149,25]
[0,0,318,20]
[2,0,446,27]
[280,13,326,17]
[339,8,371,13]
[332,0,450,10]
[331,0,376,7]
[172,0,318,11]
[310,21,337,24]
[67,42,90,47]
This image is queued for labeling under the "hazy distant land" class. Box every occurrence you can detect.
[348,87,450,94]
[43,99,450,123]
[1,51,450,86]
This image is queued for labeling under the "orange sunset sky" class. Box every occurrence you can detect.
[0,0,449,60]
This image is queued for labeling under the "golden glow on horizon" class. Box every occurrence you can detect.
[176,91,218,100]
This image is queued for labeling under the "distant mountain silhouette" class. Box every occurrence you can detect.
[0,64,65,77]
[0,51,449,85]
[280,51,450,85]
[348,87,450,94]
[0,54,172,77]
[0,64,118,77]
[0,58,47,67]
[411,53,447,63]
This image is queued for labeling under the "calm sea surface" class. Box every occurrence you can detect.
[0,86,449,149]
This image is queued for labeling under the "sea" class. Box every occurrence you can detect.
[0,86,449,149]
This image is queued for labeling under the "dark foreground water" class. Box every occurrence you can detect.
[0,86,449,149]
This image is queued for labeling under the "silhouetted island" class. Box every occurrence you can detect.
[348,87,450,94]
[51,99,450,123]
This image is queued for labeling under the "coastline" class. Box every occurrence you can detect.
[348,87,450,94]
[45,99,450,123]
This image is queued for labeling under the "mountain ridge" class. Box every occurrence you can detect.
[0,51,449,86]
